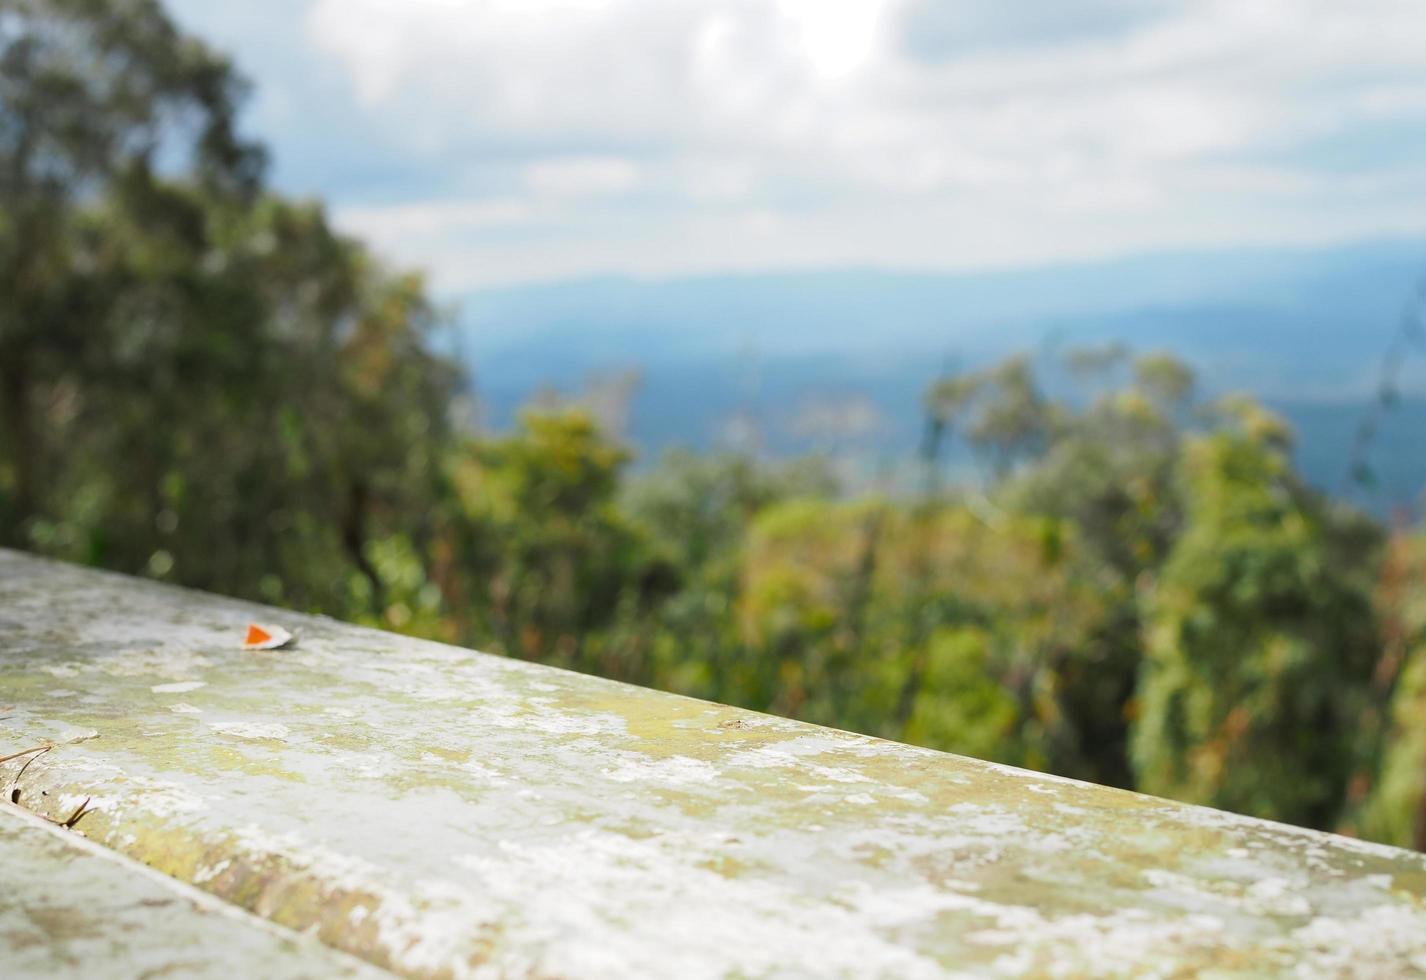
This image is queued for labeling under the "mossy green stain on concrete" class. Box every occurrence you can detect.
[3,548,1426,978]
[0,804,391,978]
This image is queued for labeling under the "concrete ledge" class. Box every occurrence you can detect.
[2,548,1426,978]
[0,802,389,978]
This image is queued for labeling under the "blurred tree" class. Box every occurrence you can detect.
[440,410,674,680]
[0,0,261,534]
[961,355,1059,478]
[621,450,836,698]
[1358,531,1426,848]
[0,0,455,614]
[996,350,1191,786]
[1132,408,1381,828]
[737,498,1087,770]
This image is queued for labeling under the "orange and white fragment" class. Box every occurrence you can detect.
[243,623,295,651]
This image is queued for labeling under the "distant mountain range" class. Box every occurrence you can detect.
[446,237,1426,514]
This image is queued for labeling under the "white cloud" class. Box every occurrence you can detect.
[303,0,1426,288]
[339,197,534,240]
[524,156,641,198]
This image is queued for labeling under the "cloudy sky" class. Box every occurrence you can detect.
[168,0,1426,292]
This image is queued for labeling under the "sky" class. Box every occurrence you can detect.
[166,0,1426,293]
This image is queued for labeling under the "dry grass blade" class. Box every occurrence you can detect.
[0,744,53,765]
[60,796,93,829]
[12,748,47,781]
[7,745,52,804]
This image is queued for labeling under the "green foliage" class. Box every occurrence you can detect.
[1133,425,1380,826]
[1359,534,1426,848]
[0,0,455,614]
[437,410,673,677]
[903,627,1023,764]
[927,354,1058,476]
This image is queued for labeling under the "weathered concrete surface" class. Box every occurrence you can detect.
[2,548,1425,979]
[0,802,392,978]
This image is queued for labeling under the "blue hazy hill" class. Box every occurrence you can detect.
[450,237,1426,511]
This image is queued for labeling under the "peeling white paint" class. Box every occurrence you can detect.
[152,681,207,694]
[209,722,290,741]
[195,858,232,883]
[601,755,720,786]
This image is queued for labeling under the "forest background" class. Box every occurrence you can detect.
[4,0,1426,850]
